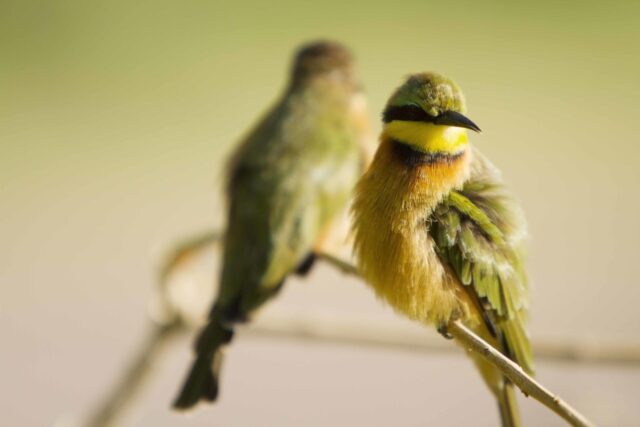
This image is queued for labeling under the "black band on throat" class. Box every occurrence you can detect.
[391,139,464,167]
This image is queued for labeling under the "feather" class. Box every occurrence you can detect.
[428,149,533,374]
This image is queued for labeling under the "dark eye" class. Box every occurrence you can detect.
[382,105,435,123]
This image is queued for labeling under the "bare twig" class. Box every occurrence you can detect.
[448,321,596,427]
[85,322,181,427]
[84,231,224,427]
[316,251,360,276]
[158,230,222,285]
[318,254,597,427]
[87,236,601,427]
[244,312,640,365]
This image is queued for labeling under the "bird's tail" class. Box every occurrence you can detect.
[496,381,521,427]
[463,322,522,427]
[173,312,234,410]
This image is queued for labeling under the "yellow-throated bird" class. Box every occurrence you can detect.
[173,41,371,409]
[352,73,532,426]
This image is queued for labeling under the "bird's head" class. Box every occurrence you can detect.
[383,72,480,133]
[381,73,480,156]
[290,40,355,86]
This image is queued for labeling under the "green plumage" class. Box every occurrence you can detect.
[429,150,533,374]
[173,41,367,409]
[218,81,364,317]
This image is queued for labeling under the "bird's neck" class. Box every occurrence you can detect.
[367,122,472,214]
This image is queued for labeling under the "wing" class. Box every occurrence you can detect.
[216,92,363,319]
[429,150,533,373]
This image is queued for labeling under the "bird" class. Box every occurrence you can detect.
[173,40,372,410]
[351,72,532,427]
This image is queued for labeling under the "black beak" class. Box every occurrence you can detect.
[434,111,481,133]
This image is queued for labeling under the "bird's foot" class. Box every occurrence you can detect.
[437,324,454,340]
[294,253,317,276]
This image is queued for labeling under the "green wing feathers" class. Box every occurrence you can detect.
[217,92,362,318]
[430,152,533,374]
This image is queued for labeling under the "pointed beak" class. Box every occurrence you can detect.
[435,111,482,133]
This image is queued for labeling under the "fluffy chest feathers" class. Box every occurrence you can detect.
[352,138,473,325]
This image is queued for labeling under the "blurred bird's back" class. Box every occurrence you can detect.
[218,40,368,319]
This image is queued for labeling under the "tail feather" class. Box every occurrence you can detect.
[173,317,234,410]
[497,381,521,427]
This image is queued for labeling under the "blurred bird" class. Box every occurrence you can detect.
[351,73,533,426]
[173,41,371,409]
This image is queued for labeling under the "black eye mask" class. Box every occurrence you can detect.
[383,105,481,132]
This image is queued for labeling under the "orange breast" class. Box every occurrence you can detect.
[352,137,475,326]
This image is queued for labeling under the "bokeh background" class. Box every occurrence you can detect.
[2,0,640,426]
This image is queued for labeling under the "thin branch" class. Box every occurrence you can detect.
[240,313,639,366]
[318,253,597,427]
[84,323,181,427]
[87,237,600,427]
[155,237,640,365]
[448,321,596,427]
[84,231,223,427]
[316,251,360,276]
[158,230,222,286]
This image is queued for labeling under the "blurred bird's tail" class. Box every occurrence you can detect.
[173,311,234,410]
[496,381,521,427]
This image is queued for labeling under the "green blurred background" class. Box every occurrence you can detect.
[2,1,639,426]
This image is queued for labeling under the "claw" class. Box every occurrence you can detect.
[295,253,317,276]
[437,324,453,339]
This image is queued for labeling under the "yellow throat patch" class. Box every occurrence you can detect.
[383,121,468,155]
